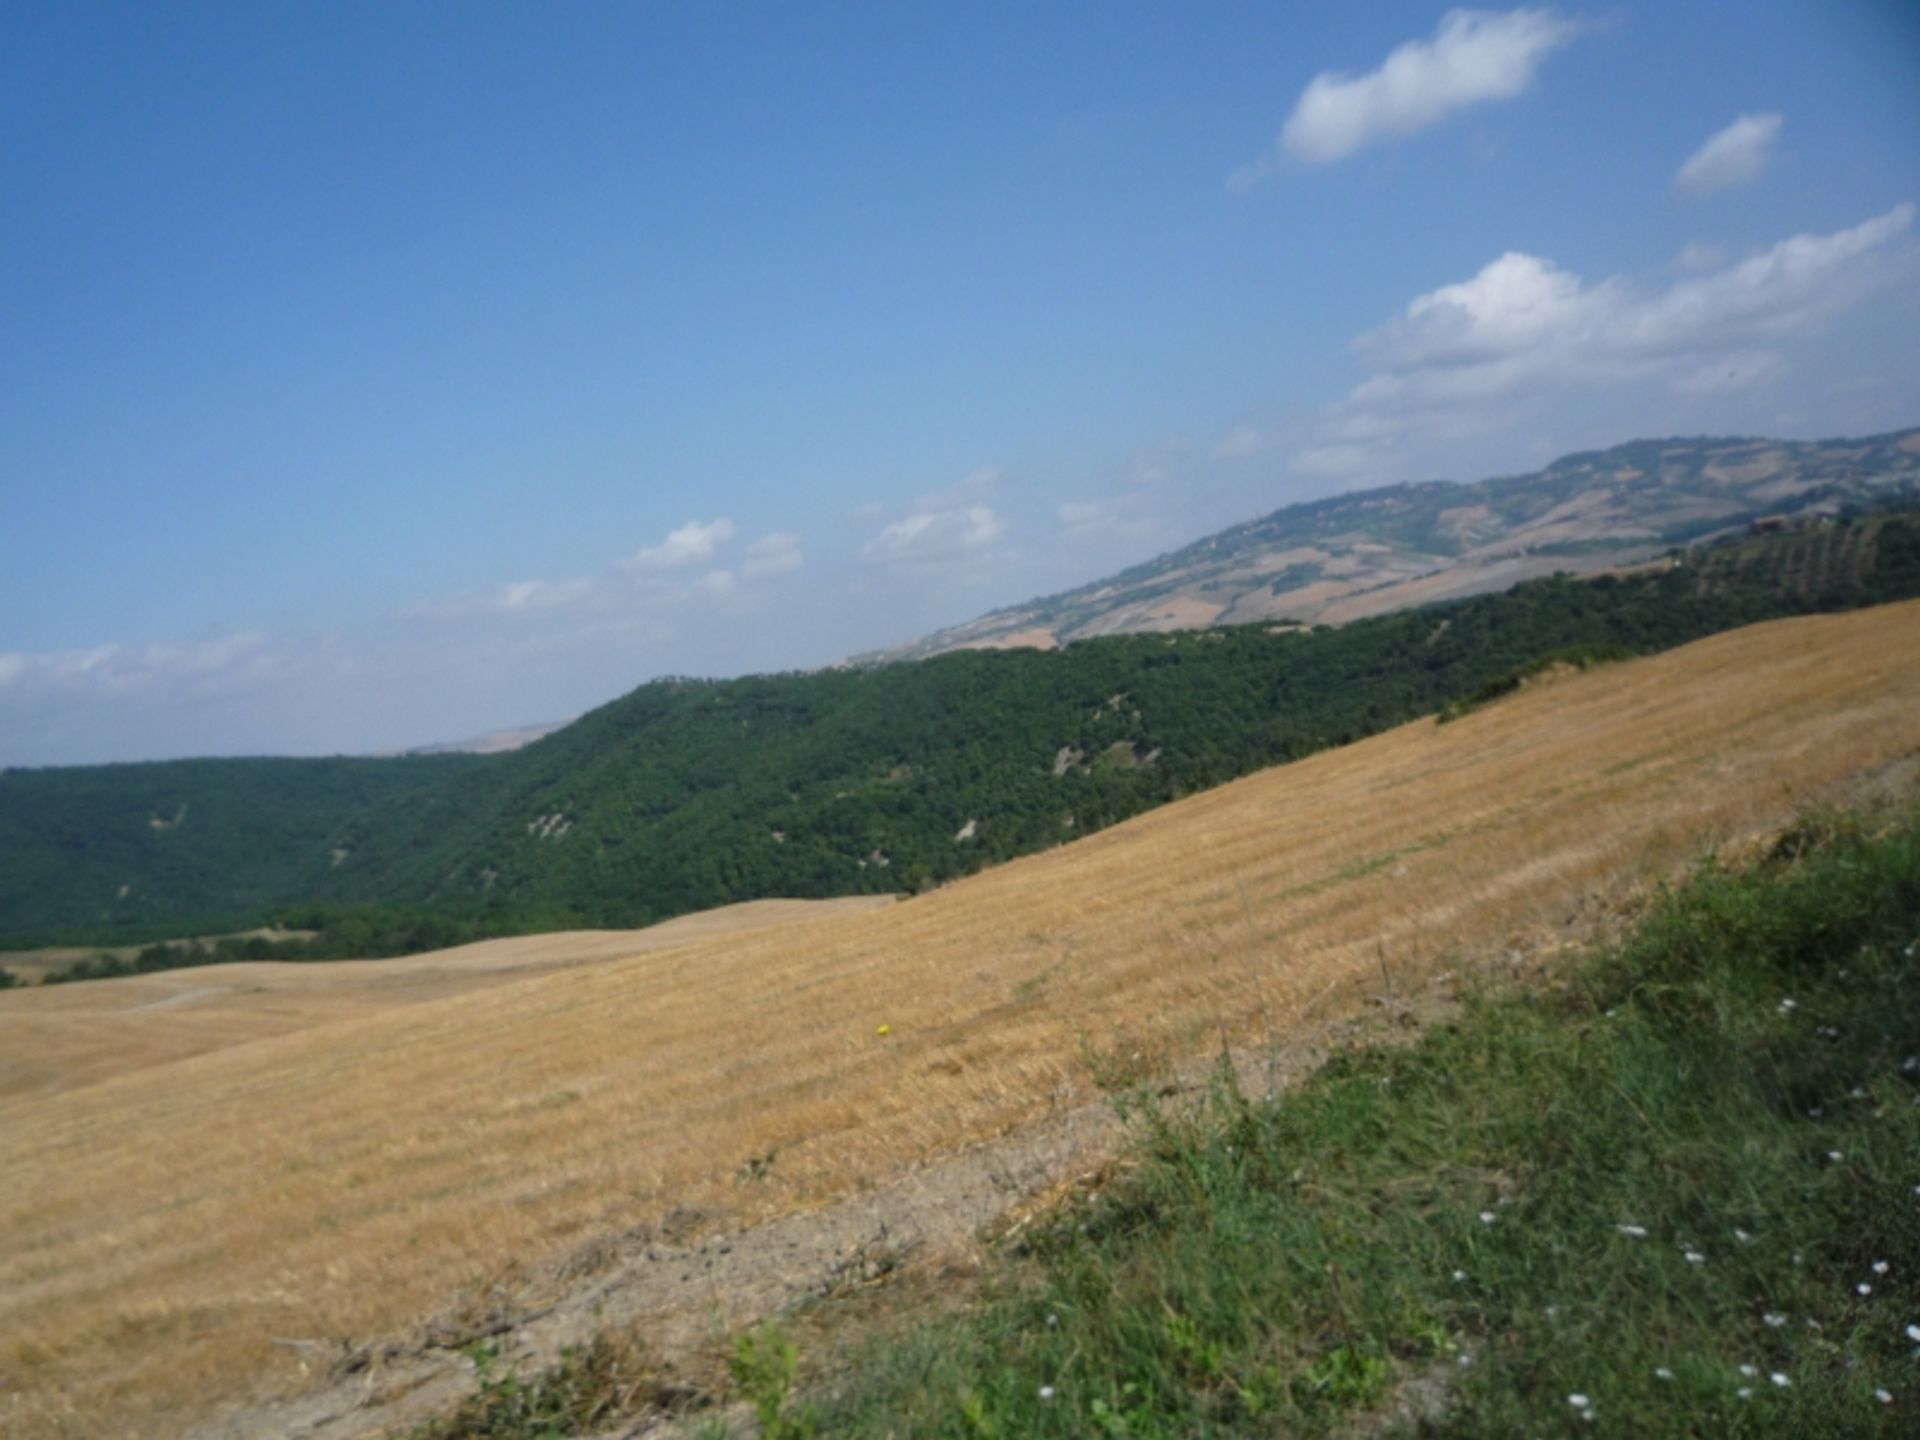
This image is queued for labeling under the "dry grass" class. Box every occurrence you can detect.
[0,898,895,1103]
[0,927,315,986]
[3,603,1919,1438]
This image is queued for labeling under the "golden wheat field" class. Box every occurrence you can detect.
[3,602,1919,1438]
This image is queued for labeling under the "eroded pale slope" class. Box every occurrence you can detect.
[3,602,1918,1439]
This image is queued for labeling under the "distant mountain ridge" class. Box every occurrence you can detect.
[8,503,1920,950]
[869,428,1920,661]
[402,720,570,756]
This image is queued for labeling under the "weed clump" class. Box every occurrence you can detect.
[407,1333,689,1440]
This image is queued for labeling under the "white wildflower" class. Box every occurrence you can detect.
[1734,1228,1754,1244]
[1873,1260,1890,1274]
[1736,1385,1753,1399]
[1617,1223,1648,1238]
[1568,1393,1590,1409]
[1739,1364,1759,1378]
[1829,1151,1845,1163]
[1684,1250,1707,1265]
[1453,1269,1469,1283]
[1763,1313,1787,1328]
[1480,1210,1497,1225]
[1654,1366,1674,1381]
[1877,1386,1894,1403]
[1046,1313,1059,1329]
[1858,1282,1873,1296]
[1903,1054,1919,1074]
[1770,1372,1791,1388]
[1779,998,1798,1013]
[1038,1384,1055,1401]
[1906,1323,1920,1343]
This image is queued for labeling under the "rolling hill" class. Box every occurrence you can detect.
[6,504,1920,954]
[4,600,1918,1439]
[869,427,1920,661]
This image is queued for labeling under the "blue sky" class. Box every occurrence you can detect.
[3,2,1917,765]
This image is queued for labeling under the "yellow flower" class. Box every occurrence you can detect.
[875,1024,891,1037]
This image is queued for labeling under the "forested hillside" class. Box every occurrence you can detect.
[7,510,1918,956]
[315,510,1920,932]
[0,755,483,944]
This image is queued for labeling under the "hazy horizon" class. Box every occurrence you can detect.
[6,3,1919,766]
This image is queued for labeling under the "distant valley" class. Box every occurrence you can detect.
[3,516,1916,957]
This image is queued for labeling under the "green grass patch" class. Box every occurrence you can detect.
[724,803,1920,1437]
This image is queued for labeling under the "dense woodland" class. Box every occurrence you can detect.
[4,509,1918,968]
[0,754,483,945]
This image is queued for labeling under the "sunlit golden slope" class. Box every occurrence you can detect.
[3,601,1918,1438]
[0,897,895,1102]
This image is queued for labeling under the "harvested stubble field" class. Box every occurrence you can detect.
[3,602,1919,1439]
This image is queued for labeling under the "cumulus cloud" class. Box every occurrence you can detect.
[742,532,803,577]
[623,517,736,571]
[1297,202,1915,469]
[1238,7,1580,181]
[862,505,1007,566]
[1674,112,1783,197]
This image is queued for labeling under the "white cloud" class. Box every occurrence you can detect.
[401,574,600,622]
[0,632,290,699]
[1243,7,1581,178]
[862,505,1007,566]
[1298,202,1915,467]
[405,514,803,627]
[1674,112,1783,197]
[742,532,803,577]
[1386,250,1616,367]
[623,517,736,570]
[1057,494,1159,544]
[911,465,1003,512]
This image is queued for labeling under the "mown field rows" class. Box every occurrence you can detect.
[2,601,1918,1438]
